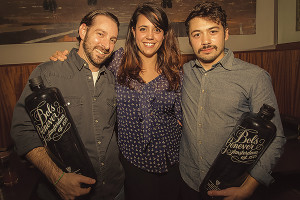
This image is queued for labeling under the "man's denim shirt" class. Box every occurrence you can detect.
[11,48,124,199]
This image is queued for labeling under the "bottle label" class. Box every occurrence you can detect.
[29,100,71,144]
[220,125,265,164]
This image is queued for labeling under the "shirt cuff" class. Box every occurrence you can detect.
[249,163,274,186]
[14,136,43,157]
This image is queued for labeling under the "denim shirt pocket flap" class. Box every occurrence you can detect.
[64,96,83,125]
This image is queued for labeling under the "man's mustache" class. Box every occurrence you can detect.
[197,45,217,54]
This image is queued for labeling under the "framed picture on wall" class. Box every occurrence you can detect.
[278,0,300,44]
[0,0,256,45]
[0,0,278,64]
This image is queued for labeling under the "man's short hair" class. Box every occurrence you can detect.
[185,1,227,35]
[77,10,119,43]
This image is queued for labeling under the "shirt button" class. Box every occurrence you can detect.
[88,76,92,80]
[198,123,202,127]
[102,181,105,185]
[97,141,101,144]
[95,120,99,123]
[93,98,96,101]
[202,89,205,93]
[201,170,205,173]
[204,73,207,76]
[101,162,104,166]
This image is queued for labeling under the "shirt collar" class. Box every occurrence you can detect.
[192,48,234,71]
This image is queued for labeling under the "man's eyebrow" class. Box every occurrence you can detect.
[208,26,221,30]
[190,26,221,34]
[94,28,105,32]
[137,25,147,28]
[94,29,118,39]
[190,30,200,35]
[111,36,118,40]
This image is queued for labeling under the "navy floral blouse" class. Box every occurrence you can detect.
[108,48,183,173]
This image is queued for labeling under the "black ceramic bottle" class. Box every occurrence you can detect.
[25,76,96,183]
[199,104,277,200]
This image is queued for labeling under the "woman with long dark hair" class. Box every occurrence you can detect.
[114,3,182,200]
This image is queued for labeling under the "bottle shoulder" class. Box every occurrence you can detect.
[25,87,62,103]
[240,113,276,132]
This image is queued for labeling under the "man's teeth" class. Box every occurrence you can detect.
[144,43,154,47]
[95,49,104,54]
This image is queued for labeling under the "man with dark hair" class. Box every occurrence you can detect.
[179,2,285,200]
[10,10,124,200]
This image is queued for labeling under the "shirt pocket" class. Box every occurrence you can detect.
[64,96,83,126]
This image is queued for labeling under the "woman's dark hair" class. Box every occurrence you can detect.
[77,10,119,43]
[185,1,227,35]
[117,2,181,91]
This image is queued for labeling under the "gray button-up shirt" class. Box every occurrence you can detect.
[11,48,124,200]
[179,48,286,192]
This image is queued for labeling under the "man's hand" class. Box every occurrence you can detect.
[26,147,96,200]
[50,50,69,61]
[55,172,96,200]
[207,187,251,200]
[207,175,259,200]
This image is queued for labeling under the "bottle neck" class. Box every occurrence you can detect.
[258,111,272,121]
[31,84,46,92]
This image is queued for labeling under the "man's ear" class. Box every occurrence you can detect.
[79,24,88,41]
[224,28,229,41]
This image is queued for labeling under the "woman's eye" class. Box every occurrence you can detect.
[154,28,161,33]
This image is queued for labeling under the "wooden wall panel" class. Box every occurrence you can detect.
[0,48,299,148]
[0,64,38,148]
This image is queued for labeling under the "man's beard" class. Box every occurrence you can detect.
[83,36,110,67]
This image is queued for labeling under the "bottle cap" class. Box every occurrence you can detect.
[260,104,275,120]
[29,76,44,87]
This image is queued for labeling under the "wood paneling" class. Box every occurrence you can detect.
[0,63,38,148]
[0,48,299,148]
